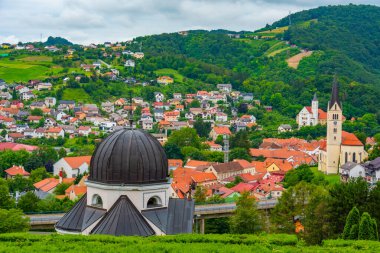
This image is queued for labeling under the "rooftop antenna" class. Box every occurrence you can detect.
[223,134,229,163]
[288,11,292,26]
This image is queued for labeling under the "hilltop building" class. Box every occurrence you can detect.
[318,80,367,174]
[56,129,194,236]
[296,93,327,128]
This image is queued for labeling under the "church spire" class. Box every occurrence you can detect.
[312,92,317,101]
[329,76,341,110]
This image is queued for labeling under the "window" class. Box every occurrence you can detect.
[92,194,103,208]
[353,153,356,163]
[334,128,337,133]
[147,196,162,208]
[345,152,348,163]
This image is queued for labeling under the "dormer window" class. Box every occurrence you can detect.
[147,196,162,208]
[92,194,103,208]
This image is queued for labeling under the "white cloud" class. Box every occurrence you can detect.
[0,0,378,44]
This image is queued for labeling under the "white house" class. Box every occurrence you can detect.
[124,60,135,67]
[215,112,228,122]
[340,162,366,181]
[53,156,92,178]
[154,92,164,102]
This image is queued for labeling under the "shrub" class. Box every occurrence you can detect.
[342,207,360,239]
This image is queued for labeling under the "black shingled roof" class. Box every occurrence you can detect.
[91,195,155,236]
[55,194,87,232]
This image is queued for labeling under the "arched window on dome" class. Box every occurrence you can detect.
[147,196,162,208]
[92,194,103,208]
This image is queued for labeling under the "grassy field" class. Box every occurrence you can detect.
[62,88,94,103]
[0,233,378,253]
[154,68,184,83]
[0,55,61,82]
[311,166,341,185]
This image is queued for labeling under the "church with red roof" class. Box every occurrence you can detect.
[318,79,367,174]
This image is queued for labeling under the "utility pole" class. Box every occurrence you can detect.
[223,134,229,163]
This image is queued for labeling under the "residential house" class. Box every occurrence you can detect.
[215,112,228,122]
[164,111,180,122]
[278,124,292,133]
[20,91,36,101]
[101,101,115,113]
[45,97,57,107]
[78,126,91,136]
[340,162,366,182]
[124,59,135,67]
[53,156,92,178]
[209,126,232,141]
[45,127,64,139]
[37,82,52,91]
[154,92,164,102]
[4,165,30,179]
[217,84,232,93]
[205,161,245,180]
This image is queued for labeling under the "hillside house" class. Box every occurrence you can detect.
[53,156,91,178]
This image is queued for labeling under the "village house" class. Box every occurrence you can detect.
[340,162,366,182]
[217,83,232,93]
[4,165,30,179]
[157,76,174,85]
[45,127,64,139]
[164,111,180,122]
[101,101,115,113]
[209,126,232,141]
[78,126,91,136]
[205,162,245,180]
[37,82,52,91]
[154,92,165,102]
[278,124,292,133]
[44,97,56,107]
[53,156,92,178]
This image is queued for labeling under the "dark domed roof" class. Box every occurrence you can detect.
[88,129,168,185]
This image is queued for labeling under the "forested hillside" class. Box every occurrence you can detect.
[124,5,380,120]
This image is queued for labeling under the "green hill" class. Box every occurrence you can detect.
[1,233,379,253]
[267,5,380,81]
[44,36,73,46]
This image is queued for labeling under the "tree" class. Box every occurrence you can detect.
[271,182,315,233]
[0,208,30,233]
[230,130,250,150]
[372,218,379,241]
[17,191,40,213]
[302,187,332,245]
[349,224,359,240]
[327,178,370,236]
[7,175,33,193]
[193,118,211,138]
[0,180,14,209]
[230,192,261,234]
[358,212,375,240]
[342,207,360,239]
[31,108,43,116]
[229,147,252,161]
[30,167,50,183]
[194,185,207,203]
[283,164,314,188]
[225,176,244,189]
[53,183,70,195]
[163,143,183,159]
[166,127,201,148]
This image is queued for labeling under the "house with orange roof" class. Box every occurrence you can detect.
[45,127,64,139]
[209,126,232,141]
[34,177,75,194]
[164,111,180,122]
[205,141,222,151]
[205,161,244,180]
[157,76,174,85]
[231,182,256,194]
[168,159,183,170]
[4,165,30,179]
[65,185,87,200]
[184,159,211,169]
[53,156,91,178]
[296,93,327,128]
[233,159,255,174]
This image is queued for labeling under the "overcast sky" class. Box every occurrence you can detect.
[0,0,378,44]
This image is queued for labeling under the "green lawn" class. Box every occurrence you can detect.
[62,88,94,103]
[0,56,61,82]
[154,68,184,83]
[311,166,341,185]
[0,233,378,253]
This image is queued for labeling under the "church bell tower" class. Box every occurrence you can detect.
[326,78,342,174]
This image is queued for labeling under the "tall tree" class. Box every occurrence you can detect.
[358,212,376,240]
[230,192,261,234]
[342,207,360,239]
[0,208,30,233]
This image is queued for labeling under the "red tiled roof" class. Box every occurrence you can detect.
[231,182,255,193]
[5,166,30,176]
[168,159,183,168]
[0,142,38,152]
[213,126,232,135]
[65,185,87,196]
[342,131,363,146]
[184,160,211,168]
[191,172,217,183]
[233,159,253,169]
[63,156,91,169]
[34,178,75,192]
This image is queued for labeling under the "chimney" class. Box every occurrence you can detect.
[59,169,63,183]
